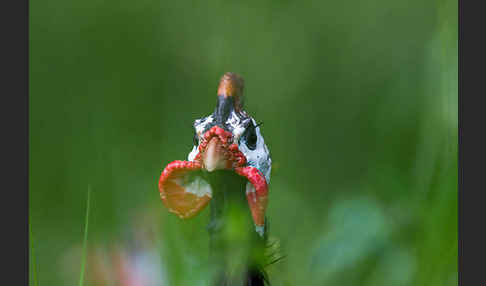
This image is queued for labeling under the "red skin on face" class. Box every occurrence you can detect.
[158,126,268,227]
[235,166,268,227]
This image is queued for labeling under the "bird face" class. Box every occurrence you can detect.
[158,73,271,235]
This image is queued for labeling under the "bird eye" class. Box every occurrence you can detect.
[193,132,199,146]
[244,124,257,150]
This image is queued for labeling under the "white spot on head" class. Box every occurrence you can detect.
[190,115,216,161]
[187,145,198,161]
[224,111,250,140]
[192,112,272,184]
[195,115,214,135]
[233,126,246,140]
[238,118,272,184]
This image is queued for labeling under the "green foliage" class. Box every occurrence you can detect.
[78,186,91,286]
[30,0,457,285]
[29,217,39,286]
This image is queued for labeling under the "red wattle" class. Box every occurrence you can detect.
[235,166,269,227]
[158,126,269,228]
[158,160,211,219]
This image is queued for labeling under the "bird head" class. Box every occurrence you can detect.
[158,73,271,236]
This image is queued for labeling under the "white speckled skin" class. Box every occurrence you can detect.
[188,111,272,185]
[194,115,214,136]
[237,117,272,183]
[187,145,198,161]
[225,111,250,140]
[188,115,215,161]
[188,110,271,237]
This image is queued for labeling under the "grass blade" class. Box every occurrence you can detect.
[79,185,92,286]
[29,219,39,286]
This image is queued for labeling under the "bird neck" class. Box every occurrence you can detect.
[204,170,267,286]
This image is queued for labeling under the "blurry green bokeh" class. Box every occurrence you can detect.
[30,0,457,285]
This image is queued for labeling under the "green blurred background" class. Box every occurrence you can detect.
[30,0,457,285]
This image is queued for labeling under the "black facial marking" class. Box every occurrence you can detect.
[214,96,234,126]
[243,121,258,150]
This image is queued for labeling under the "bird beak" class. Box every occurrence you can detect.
[202,137,229,172]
